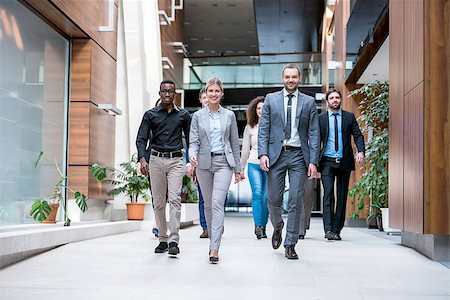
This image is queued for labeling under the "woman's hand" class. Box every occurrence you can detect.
[189,155,198,167]
[234,172,243,184]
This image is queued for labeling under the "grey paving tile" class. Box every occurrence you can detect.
[1,217,449,300]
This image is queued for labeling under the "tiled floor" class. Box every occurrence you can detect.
[0,216,449,300]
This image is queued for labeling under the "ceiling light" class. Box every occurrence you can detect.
[196,50,205,53]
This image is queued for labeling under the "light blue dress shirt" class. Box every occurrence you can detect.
[209,107,224,153]
[324,109,343,158]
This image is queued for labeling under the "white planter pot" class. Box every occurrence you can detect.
[380,208,389,231]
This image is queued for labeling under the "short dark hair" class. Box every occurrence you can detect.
[246,96,265,128]
[160,80,175,89]
[281,63,302,77]
[326,88,342,100]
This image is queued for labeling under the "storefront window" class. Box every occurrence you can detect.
[0,0,69,225]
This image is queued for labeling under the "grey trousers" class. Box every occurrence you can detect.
[299,178,316,236]
[267,149,307,246]
[149,155,184,244]
[196,155,233,251]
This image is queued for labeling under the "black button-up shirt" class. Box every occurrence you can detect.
[136,103,190,161]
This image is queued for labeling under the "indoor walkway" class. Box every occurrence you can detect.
[0,216,449,300]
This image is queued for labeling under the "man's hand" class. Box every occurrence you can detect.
[355,152,365,164]
[307,163,317,179]
[260,155,270,172]
[139,158,149,176]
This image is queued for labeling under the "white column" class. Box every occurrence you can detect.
[115,0,163,209]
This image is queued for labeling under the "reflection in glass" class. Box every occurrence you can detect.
[0,1,69,225]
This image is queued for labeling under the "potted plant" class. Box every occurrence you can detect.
[181,175,199,203]
[91,154,150,220]
[30,151,88,226]
[367,200,383,231]
[348,80,389,225]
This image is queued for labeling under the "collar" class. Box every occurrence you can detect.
[328,109,342,116]
[283,88,299,99]
[207,105,222,114]
[156,101,180,112]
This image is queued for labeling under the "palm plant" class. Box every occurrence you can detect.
[30,151,88,226]
[91,154,150,203]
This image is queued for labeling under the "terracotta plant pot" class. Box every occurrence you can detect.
[42,203,60,224]
[126,203,145,220]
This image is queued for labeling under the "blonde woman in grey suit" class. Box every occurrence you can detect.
[189,77,242,263]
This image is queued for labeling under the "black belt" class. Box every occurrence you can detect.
[211,152,225,157]
[323,156,342,164]
[151,150,183,158]
[282,145,301,152]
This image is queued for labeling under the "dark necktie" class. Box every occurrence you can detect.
[285,94,293,140]
[332,113,339,151]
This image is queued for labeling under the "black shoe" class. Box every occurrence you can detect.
[255,226,263,239]
[298,234,305,239]
[262,228,267,238]
[154,242,168,253]
[334,233,342,240]
[168,242,180,256]
[285,245,299,260]
[199,229,208,238]
[324,231,335,240]
[272,229,282,249]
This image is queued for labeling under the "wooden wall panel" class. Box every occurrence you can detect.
[50,0,118,59]
[404,0,424,94]
[20,0,86,37]
[424,0,450,234]
[68,102,90,165]
[159,0,184,88]
[403,83,424,234]
[91,42,117,106]
[68,166,106,199]
[71,40,92,102]
[89,103,115,166]
[388,0,405,230]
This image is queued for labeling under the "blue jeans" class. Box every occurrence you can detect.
[198,184,207,230]
[247,163,269,228]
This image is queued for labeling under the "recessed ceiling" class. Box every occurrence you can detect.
[357,37,389,84]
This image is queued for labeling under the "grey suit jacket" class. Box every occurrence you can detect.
[258,90,319,167]
[189,106,241,173]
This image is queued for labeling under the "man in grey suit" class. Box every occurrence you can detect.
[258,64,319,259]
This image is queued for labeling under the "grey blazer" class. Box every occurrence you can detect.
[258,90,319,167]
[189,106,241,173]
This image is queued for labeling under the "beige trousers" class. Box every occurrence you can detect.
[149,155,184,244]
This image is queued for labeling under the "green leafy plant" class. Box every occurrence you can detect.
[30,151,88,226]
[348,80,389,219]
[181,175,199,203]
[91,154,150,203]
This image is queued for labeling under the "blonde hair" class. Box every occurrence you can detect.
[205,77,224,93]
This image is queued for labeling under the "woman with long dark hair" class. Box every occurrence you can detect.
[240,96,269,239]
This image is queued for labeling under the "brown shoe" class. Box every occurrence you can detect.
[199,229,208,238]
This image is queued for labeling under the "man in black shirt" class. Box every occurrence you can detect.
[136,80,190,256]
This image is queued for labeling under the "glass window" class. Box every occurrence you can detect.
[0,0,69,225]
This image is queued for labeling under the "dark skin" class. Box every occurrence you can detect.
[139,83,176,176]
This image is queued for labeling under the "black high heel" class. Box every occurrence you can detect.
[209,256,219,263]
[209,250,219,264]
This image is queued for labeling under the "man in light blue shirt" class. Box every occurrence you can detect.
[318,88,365,241]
